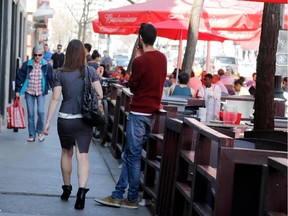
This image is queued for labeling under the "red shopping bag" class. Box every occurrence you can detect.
[6,96,26,129]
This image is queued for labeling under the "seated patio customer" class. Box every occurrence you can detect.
[212,74,228,96]
[188,70,202,97]
[234,79,250,96]
[170,72,194,97]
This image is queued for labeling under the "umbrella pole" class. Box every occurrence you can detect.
[206,41,211,74]
[176,30,183,83]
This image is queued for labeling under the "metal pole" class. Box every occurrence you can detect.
[176,30,183,83]
[206,41,211,73]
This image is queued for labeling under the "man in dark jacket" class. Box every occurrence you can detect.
[51,44,65,70]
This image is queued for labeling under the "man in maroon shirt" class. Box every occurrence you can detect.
[95,23,167,209]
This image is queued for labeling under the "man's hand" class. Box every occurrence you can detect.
[135,47,144,58]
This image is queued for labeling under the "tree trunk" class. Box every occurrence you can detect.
[78,23,82,40]
[254,3,280,130]
[181,0,204,76]
[82,1,87,42]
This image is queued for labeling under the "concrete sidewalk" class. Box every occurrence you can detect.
[0,94,152,216]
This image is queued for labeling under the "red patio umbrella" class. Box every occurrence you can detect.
[154,19,228,41]
[153,18,262,42]
[92,17,229,42]
[98,0,266,31]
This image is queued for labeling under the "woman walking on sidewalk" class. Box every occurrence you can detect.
[43,39,103,210]
[15,45,53,142]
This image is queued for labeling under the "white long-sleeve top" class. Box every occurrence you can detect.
[197,84,222,119]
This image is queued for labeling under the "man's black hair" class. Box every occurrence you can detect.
[178,72,189,85]
[205,73,213,80]
[91,50,100,59]
[84,43,92,52]
[234,79,243,86]
[139,23,157,46]
[239,76,245,85]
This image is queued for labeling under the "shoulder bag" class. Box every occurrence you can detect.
[82,66,107,127]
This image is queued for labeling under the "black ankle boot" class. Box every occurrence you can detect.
[60,185,72,201]
[74,188,89,210]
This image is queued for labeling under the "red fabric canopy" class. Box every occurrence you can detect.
[153,19,228,41]
[153,19,262,42]
[93,16,262,42]
[216,28,262,41]
[98,0,265,31]
[92,20,137,35]
[92,18,228,42]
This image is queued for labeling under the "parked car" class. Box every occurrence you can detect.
[112,54,130,69]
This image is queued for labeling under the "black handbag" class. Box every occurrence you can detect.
[82,66,107,127]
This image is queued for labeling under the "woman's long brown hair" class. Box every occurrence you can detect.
[61,39,86,77]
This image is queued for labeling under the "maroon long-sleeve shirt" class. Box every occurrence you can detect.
[128,50,167,114]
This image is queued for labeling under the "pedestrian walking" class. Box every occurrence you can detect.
[43,39,103,210]
[15,45,53,142]
[87,49,101,70]
[100,50,112,72]
[51,44,65,70]
[43,44,53,63]
[95,23,167,209]
[84,43,92,62]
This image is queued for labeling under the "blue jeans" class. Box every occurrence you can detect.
[112,113,155,203]
[25,93,45,138]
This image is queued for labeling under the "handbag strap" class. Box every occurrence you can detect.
[13,96,20,107]
[84,66,92,88]
[84,66,100,97]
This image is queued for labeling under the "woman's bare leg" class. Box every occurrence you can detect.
[75,143,90,188]
[61,147,73,185]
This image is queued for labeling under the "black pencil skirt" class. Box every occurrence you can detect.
[57,118,93,153]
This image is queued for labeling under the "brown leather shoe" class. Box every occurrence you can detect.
[94,196,121,208]
[121,198,139,209]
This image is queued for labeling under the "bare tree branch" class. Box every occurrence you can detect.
[65,3,81,25]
